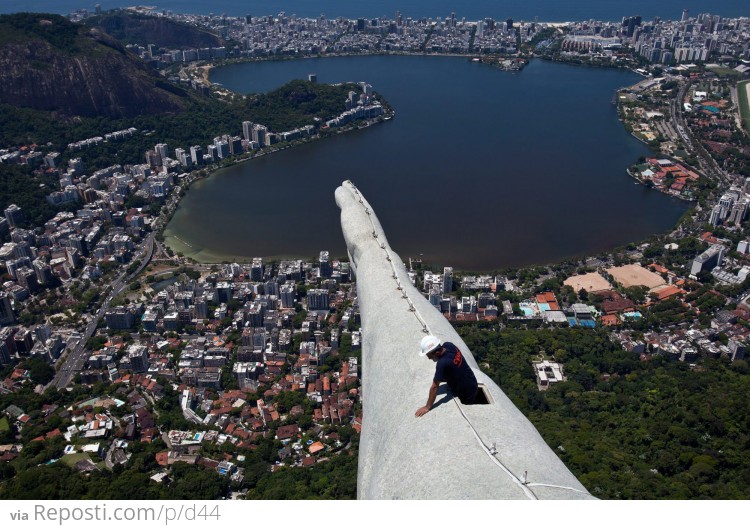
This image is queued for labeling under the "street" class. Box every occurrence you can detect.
[48,233,155,390]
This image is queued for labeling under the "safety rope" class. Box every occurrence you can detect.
[345,181,432,335]
[345,181,592,500]
[453,399,538,500]
[349,181,529,499]
[525,482,593,495]
[454,397,593,499]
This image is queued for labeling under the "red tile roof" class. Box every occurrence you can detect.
[601,314,621,326]
[275,424,299,441]
[233,428,250,440]
[309,441,325,454]
[653,286,684,301]
[156,451,169,466]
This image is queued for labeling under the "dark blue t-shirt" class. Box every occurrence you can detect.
[434,342,478,404]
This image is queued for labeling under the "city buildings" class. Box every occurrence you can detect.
[2,6,750,500]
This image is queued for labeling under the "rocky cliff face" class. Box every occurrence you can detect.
[89,11,223,49]
[0,14,186,119]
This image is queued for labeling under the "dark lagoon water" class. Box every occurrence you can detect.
[163,56,689,270]
[2,1,746,22]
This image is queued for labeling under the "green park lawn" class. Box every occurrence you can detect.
[707,66,743,78]
[59,452,91,468]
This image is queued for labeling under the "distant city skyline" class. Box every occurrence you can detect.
[0,0,748,22]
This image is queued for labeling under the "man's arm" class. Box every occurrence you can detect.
[415,380,440,417]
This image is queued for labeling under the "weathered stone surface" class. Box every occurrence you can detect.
[336,180,595,500]
[89,11,223,50]
[0,14,185,118]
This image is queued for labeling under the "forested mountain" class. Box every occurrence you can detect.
[0,13,187,118]
[86,10,223,49]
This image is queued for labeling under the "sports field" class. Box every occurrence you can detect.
[563,272,612,293]
[606,264,666,290]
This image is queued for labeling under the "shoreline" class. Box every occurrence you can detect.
[616,77,705,204]
[166,55,691,271]
[195,51,533,87]
[162,104,394,262]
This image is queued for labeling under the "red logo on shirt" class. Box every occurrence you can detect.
[453,350,463,367]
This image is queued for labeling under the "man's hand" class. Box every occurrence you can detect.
[415,406,430,417]
[415,380,440,417]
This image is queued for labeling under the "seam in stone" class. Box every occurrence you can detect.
[345,180,432,335]
[453,399,539,500]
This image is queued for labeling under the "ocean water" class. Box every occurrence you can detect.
[3,0,747,21]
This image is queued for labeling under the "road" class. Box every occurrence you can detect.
[48,233,155,390]
[671,81,731,187]
[729,85,743,131]
[670,82,694,149]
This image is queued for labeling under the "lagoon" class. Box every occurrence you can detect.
[164,56,689,270]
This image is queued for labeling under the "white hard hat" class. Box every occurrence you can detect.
[420,335,442,356]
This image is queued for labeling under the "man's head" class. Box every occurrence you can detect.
[420,335,443,361]
[427,348,445,361]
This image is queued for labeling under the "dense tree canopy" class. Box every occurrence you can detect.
[458,325,750,499]
[0,80,358,167]
[0,164,64,229]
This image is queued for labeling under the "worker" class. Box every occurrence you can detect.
[415,335,478,417]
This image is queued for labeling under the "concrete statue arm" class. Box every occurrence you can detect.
[336,180,596,500]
